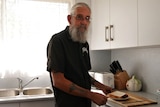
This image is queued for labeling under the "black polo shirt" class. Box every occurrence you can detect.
[47,26,92,107]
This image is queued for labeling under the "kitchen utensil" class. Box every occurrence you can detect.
[108,92,157,107]
[110,60,124,74]
[114,71,130,90]
[115,60,123,71]
[112,61,119,71]
[109,64,116,74]
[110,69,115,74]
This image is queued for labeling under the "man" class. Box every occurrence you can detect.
[47,2,112,107]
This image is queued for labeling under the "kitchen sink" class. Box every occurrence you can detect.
[0,87,53,97]
[23,87,53,95]
[0,89,20,97]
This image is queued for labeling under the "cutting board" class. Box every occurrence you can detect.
[108,92,157,107]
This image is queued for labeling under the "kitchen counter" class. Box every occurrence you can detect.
[107,90,159,107]
[91,89,160,107]
[1,89,159,107]
[0,93,54,104]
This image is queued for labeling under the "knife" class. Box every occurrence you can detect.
[115,60,123,71]
[110,64,116,74]
[110,69,115,74]
[112,61,120,71]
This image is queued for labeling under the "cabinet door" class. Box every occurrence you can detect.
[138,0,160,46]
[90,0,137,50]
[92,102,106,107]
[20,100,55,107]
[110,0,137,49]
[0,103,19,107]
[90,0,110,50]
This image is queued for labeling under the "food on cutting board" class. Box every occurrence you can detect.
[108,91,129,99]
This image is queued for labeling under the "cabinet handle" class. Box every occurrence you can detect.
[110,25,114,41]
[105,26,109,41]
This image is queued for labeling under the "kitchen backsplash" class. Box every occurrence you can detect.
[111,47,160,94]
[90,50,111,72]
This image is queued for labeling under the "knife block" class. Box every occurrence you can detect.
[114,70,130,90]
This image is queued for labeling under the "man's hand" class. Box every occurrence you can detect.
[90,92,108,106]
[90,76,113,95]
[101,85,113,95]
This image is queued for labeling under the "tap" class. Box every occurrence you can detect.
[17,78,23,90]
[17,77,39,91]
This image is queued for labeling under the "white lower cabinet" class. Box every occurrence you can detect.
[20,100,55,107]
[92,102,106,107]
[0,103,19,107]
[0,100,54,107]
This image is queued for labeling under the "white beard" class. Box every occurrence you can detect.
[69,25,88,43]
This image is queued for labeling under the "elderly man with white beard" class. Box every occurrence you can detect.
[46,2,113,107]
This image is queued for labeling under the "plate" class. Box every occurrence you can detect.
[111,97,129,101]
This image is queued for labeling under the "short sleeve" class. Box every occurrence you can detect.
[47,36,65,72]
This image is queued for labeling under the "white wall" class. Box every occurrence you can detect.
[111,47,160,94]
[75,0,90,5]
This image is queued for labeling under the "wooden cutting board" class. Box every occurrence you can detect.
[108,92,157,107]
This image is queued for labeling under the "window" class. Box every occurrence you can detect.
[0,0,74,78]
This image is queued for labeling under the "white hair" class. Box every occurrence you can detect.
[70,2,91,15]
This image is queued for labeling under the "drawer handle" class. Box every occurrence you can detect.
[105,26,109,41]
[110,25,114,41]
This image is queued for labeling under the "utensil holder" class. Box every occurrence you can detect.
[114,70,130,90]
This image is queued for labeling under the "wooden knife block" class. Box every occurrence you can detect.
[114,70,130,90]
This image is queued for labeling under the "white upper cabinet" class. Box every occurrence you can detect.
[138,0,160,46]
[90,0,138,50]
[109,0,138,49]
[90,0,110,50]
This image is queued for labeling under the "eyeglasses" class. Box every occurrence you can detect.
[72,14,91,22]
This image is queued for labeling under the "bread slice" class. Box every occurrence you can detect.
[109,91,128,98]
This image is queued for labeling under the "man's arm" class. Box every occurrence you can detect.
[51,71,108,106]
[90,76,113,94]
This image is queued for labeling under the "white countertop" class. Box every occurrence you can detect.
[91,89,160,107]
[1,89,160,107]
[108,91,159,107]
